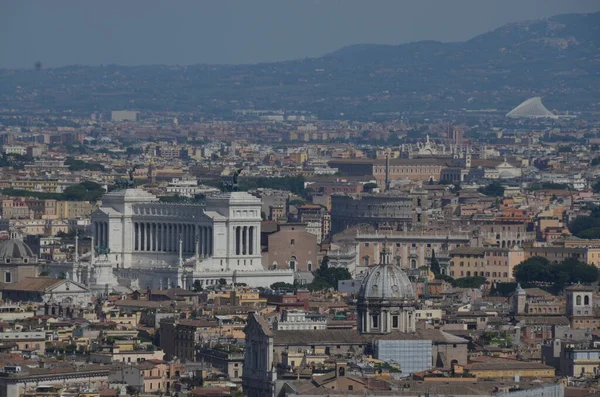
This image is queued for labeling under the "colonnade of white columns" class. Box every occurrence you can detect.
[94,222,109,247]
[234,225,257,256]
[133,222,213,256]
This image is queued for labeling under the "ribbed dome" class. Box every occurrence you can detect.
[358,262,415,301]
[0,239,35,260]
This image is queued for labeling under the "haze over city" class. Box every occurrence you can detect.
[0,0,599,68]
[2,2,600,397]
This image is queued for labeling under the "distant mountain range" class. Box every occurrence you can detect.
[0,11,598,119]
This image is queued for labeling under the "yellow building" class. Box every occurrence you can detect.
[0,179,59,193]
[561,346,600,377]
[415,309,443,323]
[524,246,600,267]
[55,200,95,219]
[289,152,308,165]
[467,359,555,379]
[231,289,267,307]
[0,331,46,355]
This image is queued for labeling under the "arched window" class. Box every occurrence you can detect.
[576,295,582,305]
[584,295,590,305]
[289,256,297,271]
[307,262,313,272]
[339,367,345,377]
[411,259,417,269]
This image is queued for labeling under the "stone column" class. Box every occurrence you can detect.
[104,222,108,247]
[249,226,254,255]
[157,223,162,252]
[152,223,155,252]
[209,227,213,256]
[255,226,260,257]
[100,222,105,247]
[147,222,151,252]
[242,226,247,255]
[173,223,178,253]
[198,226,203,256]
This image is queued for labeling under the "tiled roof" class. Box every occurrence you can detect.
[0,277,62,292]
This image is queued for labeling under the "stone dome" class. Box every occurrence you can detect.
[0,239,35,260]
[358,261,415,301]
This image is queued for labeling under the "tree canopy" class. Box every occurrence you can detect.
[429,250,441,275]
[307,256,351,291]
[478,182,505,197]
[569,205,600,239]
[513,256,598,292]
[63,181,105,201]
[65,157,105,172]
[0,181,104,202]
[270,282,295,292]
[452,276,487,289]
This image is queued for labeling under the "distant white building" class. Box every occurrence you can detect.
[53,189,295,294]
[164,176,219,198]
[111,110,138,122]
[273,309,327,331]
[506,97,558,119]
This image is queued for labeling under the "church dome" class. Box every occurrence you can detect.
[358,259,415,301]
[0,239,35,260]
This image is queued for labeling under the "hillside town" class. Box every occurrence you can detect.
[0,105,598,397]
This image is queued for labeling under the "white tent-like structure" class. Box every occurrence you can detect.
[506,97,558,119]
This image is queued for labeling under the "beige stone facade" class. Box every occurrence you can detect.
[265,223,318,272]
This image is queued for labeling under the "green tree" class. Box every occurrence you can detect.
[489,282,518,297]
[126,146,143,156]
[451,276,486,289]
[512,256,553,286]
[513,256,598,292]
[429,250,441,275]
[65,157,105,172]
[270,282,295,291]
[192,280,203,292]
[478,182,504,197]
[569,206,600,237]
[307,256,351,291]
[63,181,105,201]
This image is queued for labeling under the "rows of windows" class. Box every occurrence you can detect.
[449,271,508,278]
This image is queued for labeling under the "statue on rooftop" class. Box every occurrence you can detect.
[221,168,244,192]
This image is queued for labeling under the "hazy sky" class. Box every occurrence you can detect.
[1,0,599,69]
